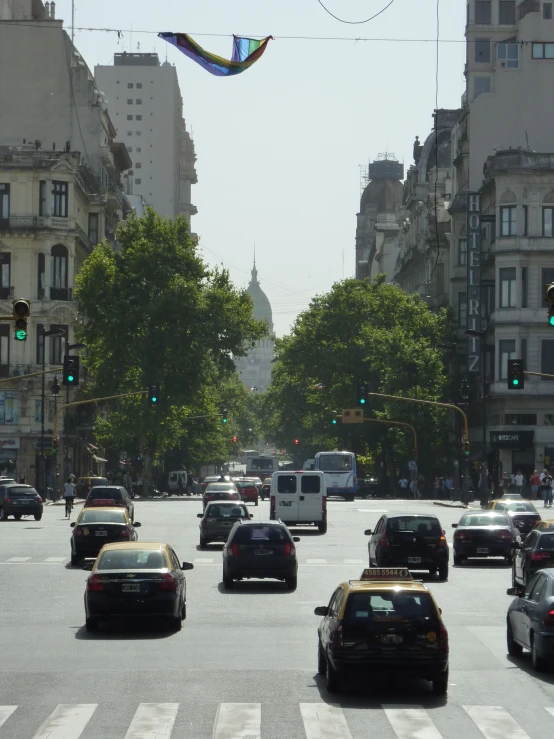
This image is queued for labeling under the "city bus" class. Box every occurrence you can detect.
[245,454,280,482]
[314,451,357,501]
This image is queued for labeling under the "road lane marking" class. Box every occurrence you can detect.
[124,703,178,739]
[0,706,16,728]
[384,707,443,739]
[307,559,327,564]
[357,509,389,513]
[213,703,261,739]
[464,705,531,739]
[7,556,31,562]
[32,704,97,739]
[44,557,67,562]
[343,559,364,565]
[300,703,353,739]
[193,558,215,564]
[546,708,554,718]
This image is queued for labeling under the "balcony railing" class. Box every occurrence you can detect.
[50,287,73,301]
[38,216,75,230]
[0,215,38,230]
[75,223,93,252]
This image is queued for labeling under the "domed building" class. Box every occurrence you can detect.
[234,259,275,392]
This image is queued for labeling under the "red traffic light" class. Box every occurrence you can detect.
[232,436,237,443]
[294,439,299,445]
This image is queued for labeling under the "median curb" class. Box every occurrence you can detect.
[433,501,479,509]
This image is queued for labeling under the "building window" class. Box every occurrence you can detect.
[523,205,528,235]
[88,213,99,245]
[475,38,491,62]
[522,267,528,307]
[135,163,142,169]
[499,339,516,380]
[51,181,68,218]
[458,238,467,265]
[127,115,133,121]
[36,323,44,365]
[499,0,516,24]
[542,339,554,379]
[0,324,8,372]
[543,207,554,236]
[500,206,517,236]
[0,184,9,224]
[522,338,527,367]
[475,0,492,23]
[542,267,554,290]
[51,244,68,300]
[35,399,42,423]
[136,99,142,104]
[127,82,134,88]
[545,3,553,19]
[136,115,142,121]
[127,146,133,152]
[127,131,133,136]
[474,76,491,98]
[39,180,47,216]
[127,98,133,104]
[136,147,141,153]
[135,179,142,185]
[37,253,45,299]
[136,131,141,136]
[458,292,467,328]
[499,267,517,307]
[49,324,67,365]
[505,413,537,425]
[136,82,143,89]
[532,42,554,58]
[497,42,518,67]
[0,253,10,300]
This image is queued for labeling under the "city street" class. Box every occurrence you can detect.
[1,497,554,738]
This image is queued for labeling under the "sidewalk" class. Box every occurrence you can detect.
[433,500,479,509]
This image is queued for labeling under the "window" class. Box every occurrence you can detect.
[51,181,68,218]
[136,99,142,104]
[277,475,297,494]
[505,413,536,425]
[37,253,45,299]
[136,82,142,89]
[543,207,554,236]
[458,292,468,329]
[49,324,67,365]
[545,3,553,19]
[523,205,528,235]
[475,38,491,62]
[474,76,491,98]
[499,267,517,307]
[497,42,518,67]
[35,399,42,423]
[500,206,517,236]
[127,98,133,104]
[127,131,133,136]
[135,179,142,185]
[522,338,527,367]
[127,82,133,88]
[136,147,141,153]
[301,476,321,494]
[127,146,133,153]
[522,267,528,308]
[135,163,142,169]
[135,115,142,121]
[0,253,10,299]
[51,244,68,300]
[127,115,133,121]
[136,131,141,136]
[499,339,516,380]
[458,238,467,265]
[36,323,44,364]
[499,0,516,24]
[543,268,554,286]
[532,42,554,58]
[475,0,491,23]
[88,213,99,245]
[0,184,10,223]
[39,180,47,216]
[0,325,8,370]
[542,340,554,379]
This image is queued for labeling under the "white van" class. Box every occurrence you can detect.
[270,470,327,533]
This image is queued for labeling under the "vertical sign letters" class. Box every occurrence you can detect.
[467,192,481,374]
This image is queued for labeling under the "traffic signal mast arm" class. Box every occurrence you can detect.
[361,417,418,455]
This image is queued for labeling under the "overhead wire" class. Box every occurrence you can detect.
[314,0,396,25]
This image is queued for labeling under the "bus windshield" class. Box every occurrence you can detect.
[248,458,275,471]
[317,454,353,472]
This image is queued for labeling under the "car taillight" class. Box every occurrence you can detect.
[322,496,327,512]
[228,543,240,557]
[283,542,296,557]
[438,534,447,548]
[438,622,449,653]
[73,527,83,537]
[270,496,275,513]
[497,530,512,540]
[115,500,125,507]
[380,535,390,547]
[4,497,11,503]
[454,530,470,541]
[159,573,177,591]
[120,529,130,538]
[87,574,103,592]
[530,551,551,561]
[331,622,344,648]
[544,608,554,625]
[36,496,42,503]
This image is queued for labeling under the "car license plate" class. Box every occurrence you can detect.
[380,635,403,644]
[122,583,140,593]
[255,549,272,555]
[408,557,421,564]
[477,547,489,554]
[95,531,108,537]
[279,501,292,507]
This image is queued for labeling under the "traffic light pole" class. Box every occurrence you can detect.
[358,418,418,454]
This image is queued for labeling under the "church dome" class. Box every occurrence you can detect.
[246,260,273,333]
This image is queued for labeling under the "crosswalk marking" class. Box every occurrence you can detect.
[213,703,261,739]
[7,556,30,562]
[31,704,97,739]
[300,703,353,739]
[546,707,554,718]
[124,703,178,739]
[0,706,16,728]
[464,705,531,739]
[384,708,443,739]
[44,556,66,562]
[307,558,326,564]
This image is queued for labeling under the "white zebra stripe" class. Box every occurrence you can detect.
[213,703,261,739]
[463,705,531,739]
[384,707,444,739]
[0,706,16,728]
[123,703,179,739]
[31,704,97,739]
[300,703,353,739]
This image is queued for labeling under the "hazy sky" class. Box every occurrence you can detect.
[57,0,466,336]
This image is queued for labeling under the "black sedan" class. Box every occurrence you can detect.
[0,484,43,521]
[84,542,193,632]
[487,500,541,536]
[70,507,141,565]
[452,511,520,565]
[507,568,554,670]
[512,529,554,587]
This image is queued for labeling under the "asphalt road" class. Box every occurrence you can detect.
[1,496,554,739]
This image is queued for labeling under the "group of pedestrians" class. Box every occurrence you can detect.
[527,469,553,508]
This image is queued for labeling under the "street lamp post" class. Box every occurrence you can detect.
[40,329,66,497]
[465,328,488,503]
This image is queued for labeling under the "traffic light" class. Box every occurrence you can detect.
[507,359,525,390]
[357,382,369,406]
[221,409,228,423]
[294,439,299,445]
[332,417,337,425]
[232,436,237,443]
[12,299,30,341]
[63,356,80,386]
[546,282,554,325]
[462,440,470,457]
[148,384,159,404]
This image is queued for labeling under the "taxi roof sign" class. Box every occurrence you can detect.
[358,568,413,581]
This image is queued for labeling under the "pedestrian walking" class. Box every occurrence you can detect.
[433,476,440,500]
[398,476,409,497]
[530,470,540,501]
[444,475,454,501]
[514,469,524,494]
[541,471,554,508]
[409,478,418,499]
[186,472,193,496]
[18,473,26,484]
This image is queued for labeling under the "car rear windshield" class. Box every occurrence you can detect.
[233,525,289,544]
[248,458,275,470]
[6,486,38,498]
[97,549,166,570]
[235,482,255,489]
[495,502,536,513]
[344,591,436,622]
[460,513,508,526]
[90,478,109,486]
[79,510,127,524]
[537,534,554,550]
[88,489,123,500]
[387,517,441,535]
[206,504,248,518]
[206,483,235,492]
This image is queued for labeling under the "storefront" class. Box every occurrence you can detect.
[490,430,535,479]
[0,436,19,476]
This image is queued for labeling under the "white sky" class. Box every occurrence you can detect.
[57,0,466,336]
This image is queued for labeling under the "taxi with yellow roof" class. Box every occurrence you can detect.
[314,568,448,694]
[532,519,554,531]
[485,499,541,536]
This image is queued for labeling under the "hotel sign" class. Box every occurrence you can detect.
[467,193,482,374]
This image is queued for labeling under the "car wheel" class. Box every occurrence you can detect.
[453,554,463,566]
[286,576,297,591]
[199,536,207,549]
[14,514,22,521]
[511,565,518,588]
[531,635,545,671]
[34,514,42,521]
[429,566,437,576]
[318,520,327,534]
[432,674,448,695]
[0,507,7,521]
[325,658,339,693]
[438,563,448,581]
[317,641,326,675]
[171,616,182,632]
[255,499,259,506]
[223,573,234,589]
[85,617,98,632]
[506,619,522,656]
[71,553,81,566]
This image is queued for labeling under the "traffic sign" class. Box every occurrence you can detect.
[342,408,363,424]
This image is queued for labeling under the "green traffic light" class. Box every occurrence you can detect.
[332,419,337,425]
[549,315,554,326]
[222,418,227,423]
[151,396,157,403]
[15,330,27,341]
[67,374,74,383]
[512,379,519,386]
[360,398,366,405]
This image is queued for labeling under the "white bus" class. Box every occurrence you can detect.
[315,450,357,501]
[245,455,279,482]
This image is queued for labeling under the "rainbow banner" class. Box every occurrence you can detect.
[158,33,272,77]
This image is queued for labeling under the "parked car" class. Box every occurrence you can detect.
[452,511,520,565]
[0,483,43,521]
[506,568,554,670]
[198,502,253,547]
[512,529,554,587]
[70,507,141,565]
[84,485,135,522]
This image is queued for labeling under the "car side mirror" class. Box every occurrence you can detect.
[197,513,203,518]
[249,514,254,518]
[293,536,300,542]
[133,522,141,527]
[452,523,458,528]
[314,606,329,616]
[506,587,521,596]
[364,529,372,535]
[70,521,76,528]
[181,562,194,571]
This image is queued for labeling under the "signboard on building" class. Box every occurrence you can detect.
[467,193,482,374]
[490,431,534,449]
[0,437,20,449]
